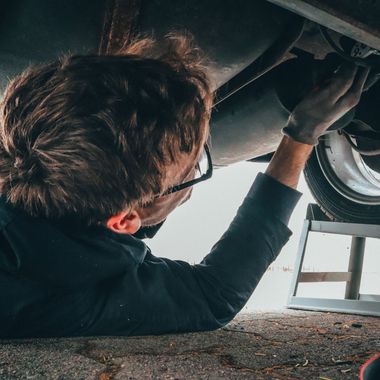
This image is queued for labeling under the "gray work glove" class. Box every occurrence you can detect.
[282,63,370,145]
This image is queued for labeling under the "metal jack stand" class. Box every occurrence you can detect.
[287,204,380,316]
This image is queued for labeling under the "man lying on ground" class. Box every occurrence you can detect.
[0,35,369,337]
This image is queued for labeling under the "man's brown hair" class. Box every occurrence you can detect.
[0,34,213,226]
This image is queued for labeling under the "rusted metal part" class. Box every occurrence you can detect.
[294,21,335,59]
[98,0,141,54]
[266,0,380,50]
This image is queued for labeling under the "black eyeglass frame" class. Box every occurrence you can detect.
[157,143,213,198]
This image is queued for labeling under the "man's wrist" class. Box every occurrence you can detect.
[265,136,313,190]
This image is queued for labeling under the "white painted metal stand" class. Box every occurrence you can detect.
[287,204,380,316]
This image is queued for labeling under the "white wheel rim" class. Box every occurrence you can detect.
[316,131,380,205]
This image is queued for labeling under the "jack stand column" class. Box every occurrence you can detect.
[345,236,366,300]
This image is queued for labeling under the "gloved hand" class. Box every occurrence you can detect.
[282,63,370,145]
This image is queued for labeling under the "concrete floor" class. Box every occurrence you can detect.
[0,310,379,380]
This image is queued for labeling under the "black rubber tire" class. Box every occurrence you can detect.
[304,149,380,224]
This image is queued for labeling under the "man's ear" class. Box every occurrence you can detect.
[106,210,142,234]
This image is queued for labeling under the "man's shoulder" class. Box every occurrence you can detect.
[0,198,149,287]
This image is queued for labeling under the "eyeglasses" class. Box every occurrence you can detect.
[157,143,213,198]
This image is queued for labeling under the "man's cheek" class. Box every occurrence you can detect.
[179,187,193,206]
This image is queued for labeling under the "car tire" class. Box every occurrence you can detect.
[304,134,380,224]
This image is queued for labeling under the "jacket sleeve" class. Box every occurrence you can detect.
[79,173,301,337]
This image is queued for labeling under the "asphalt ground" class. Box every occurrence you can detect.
[0,310,379,380]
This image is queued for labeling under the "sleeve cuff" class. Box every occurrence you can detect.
[246,172,302,225]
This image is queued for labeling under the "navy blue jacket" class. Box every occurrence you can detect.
[0,173,300,338]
